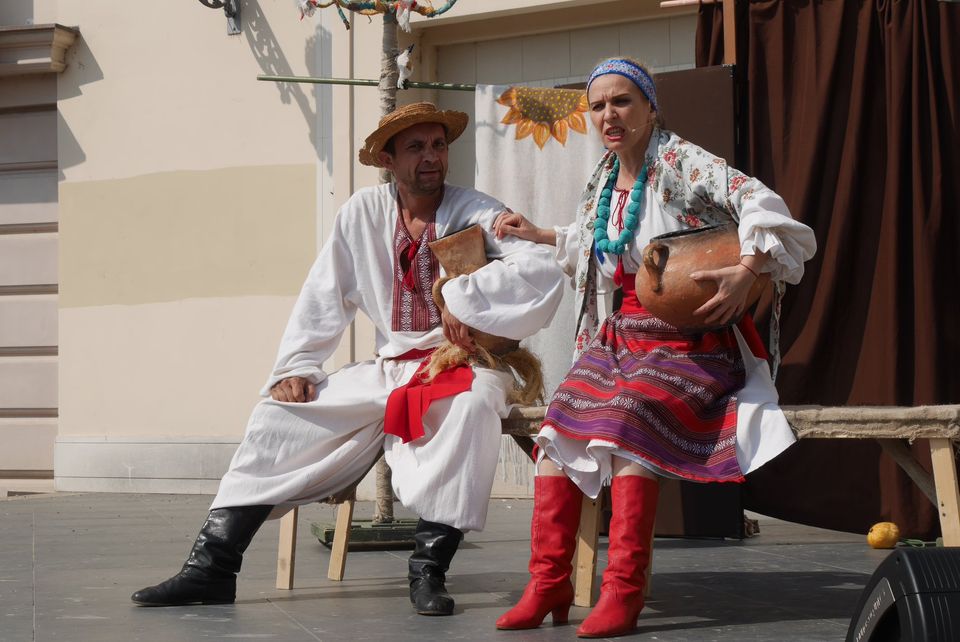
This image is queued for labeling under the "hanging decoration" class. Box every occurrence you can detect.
[296,0,459,32]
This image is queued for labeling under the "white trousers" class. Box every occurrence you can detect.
[211,357,513,532]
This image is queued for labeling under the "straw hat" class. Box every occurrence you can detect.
[358,102,469,168]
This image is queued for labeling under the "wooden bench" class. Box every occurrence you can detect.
[275,404,960,608]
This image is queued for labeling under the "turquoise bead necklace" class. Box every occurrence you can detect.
[593,156,649,263]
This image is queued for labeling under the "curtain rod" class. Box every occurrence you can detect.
[257,75,477,92]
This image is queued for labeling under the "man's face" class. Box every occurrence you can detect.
[379,122,449,196]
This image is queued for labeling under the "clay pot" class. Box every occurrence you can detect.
[634,222,769,331]
[428,225,520,355]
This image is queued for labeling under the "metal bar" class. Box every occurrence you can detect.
[257,74,476,92]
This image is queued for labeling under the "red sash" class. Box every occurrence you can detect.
[383,349,473,443]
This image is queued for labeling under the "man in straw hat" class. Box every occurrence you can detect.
[131,102,564,616]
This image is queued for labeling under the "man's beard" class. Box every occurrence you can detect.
[410,170,444,195]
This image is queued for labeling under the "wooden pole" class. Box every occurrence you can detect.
[722,0,737,65]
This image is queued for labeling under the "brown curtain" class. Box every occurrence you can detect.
[697,0,960,538]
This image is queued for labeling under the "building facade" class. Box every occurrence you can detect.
[0,0,697,497]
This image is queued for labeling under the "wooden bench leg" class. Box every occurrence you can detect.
[276,506,298,590]
[569,491,656,606]
[573,494,602,607]
[327,498,355,581]
[929,438,960,546]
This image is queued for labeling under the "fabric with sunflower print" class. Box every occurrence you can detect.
[558,128,817,372]
[497,86,590,149]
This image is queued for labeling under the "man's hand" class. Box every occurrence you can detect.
[270,376,317,403]
[441,306,476,352]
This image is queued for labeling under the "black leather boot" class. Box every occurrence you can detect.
[131,505,272,606]
[408,518,464,616]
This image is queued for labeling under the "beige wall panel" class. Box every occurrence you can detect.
[669,15,698,67]
[0,109,56,166]
[58,295,298,438]
[476,38,523,85]
[0,170,58,225]
[619,20,673,69]
[0,232,57,286]
[435,43,477,188]
[55,0,321,183]
[437,42,477,84]
[570,25,616,77]
[0,294,57,347]
[521,31,572,81]
[58,164,315,307]
[442,85,476,189]
[0,418,57,470]
[0,356,56,408]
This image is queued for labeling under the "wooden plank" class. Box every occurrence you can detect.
[786,405,960,439]
[878,439,937,506]
[275,506,298,590]
[722,0,737,65]
[930,438,960,547]
[573,494,602,607]
[502,405,960,440]
[327,498,355,581]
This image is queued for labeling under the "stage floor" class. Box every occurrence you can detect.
[1,492,890,641]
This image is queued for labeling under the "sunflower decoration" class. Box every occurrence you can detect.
[497,86,589,149]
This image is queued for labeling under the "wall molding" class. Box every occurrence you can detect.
[54,436,535,498]
[54,437,239,494]
[0,24,80,77]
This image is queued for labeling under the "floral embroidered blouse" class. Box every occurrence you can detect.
[553,128,817,373]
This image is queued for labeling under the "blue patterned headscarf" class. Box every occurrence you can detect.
[586,59,659,113]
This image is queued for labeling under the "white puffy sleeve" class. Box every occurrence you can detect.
[440,208,565,342]
[259,207,360,395]
[553,224,580,279]
[727,169,817,284]
[673,140,817,284]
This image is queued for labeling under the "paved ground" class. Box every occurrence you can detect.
[0,492,891,641]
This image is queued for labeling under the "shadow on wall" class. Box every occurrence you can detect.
[57,32,104,177]
[243,1,332,166]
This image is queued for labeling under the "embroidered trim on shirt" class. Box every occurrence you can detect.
[391,215,441,332]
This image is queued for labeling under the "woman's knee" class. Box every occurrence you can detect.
[537,457,567,477]
[612,456,657,480]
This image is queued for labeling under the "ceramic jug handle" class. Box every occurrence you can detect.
[643,242,668,293]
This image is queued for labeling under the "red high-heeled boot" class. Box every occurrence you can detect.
[496,475,582,630]
[577,474,659,638]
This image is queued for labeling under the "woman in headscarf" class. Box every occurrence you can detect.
[493,58,817,638]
